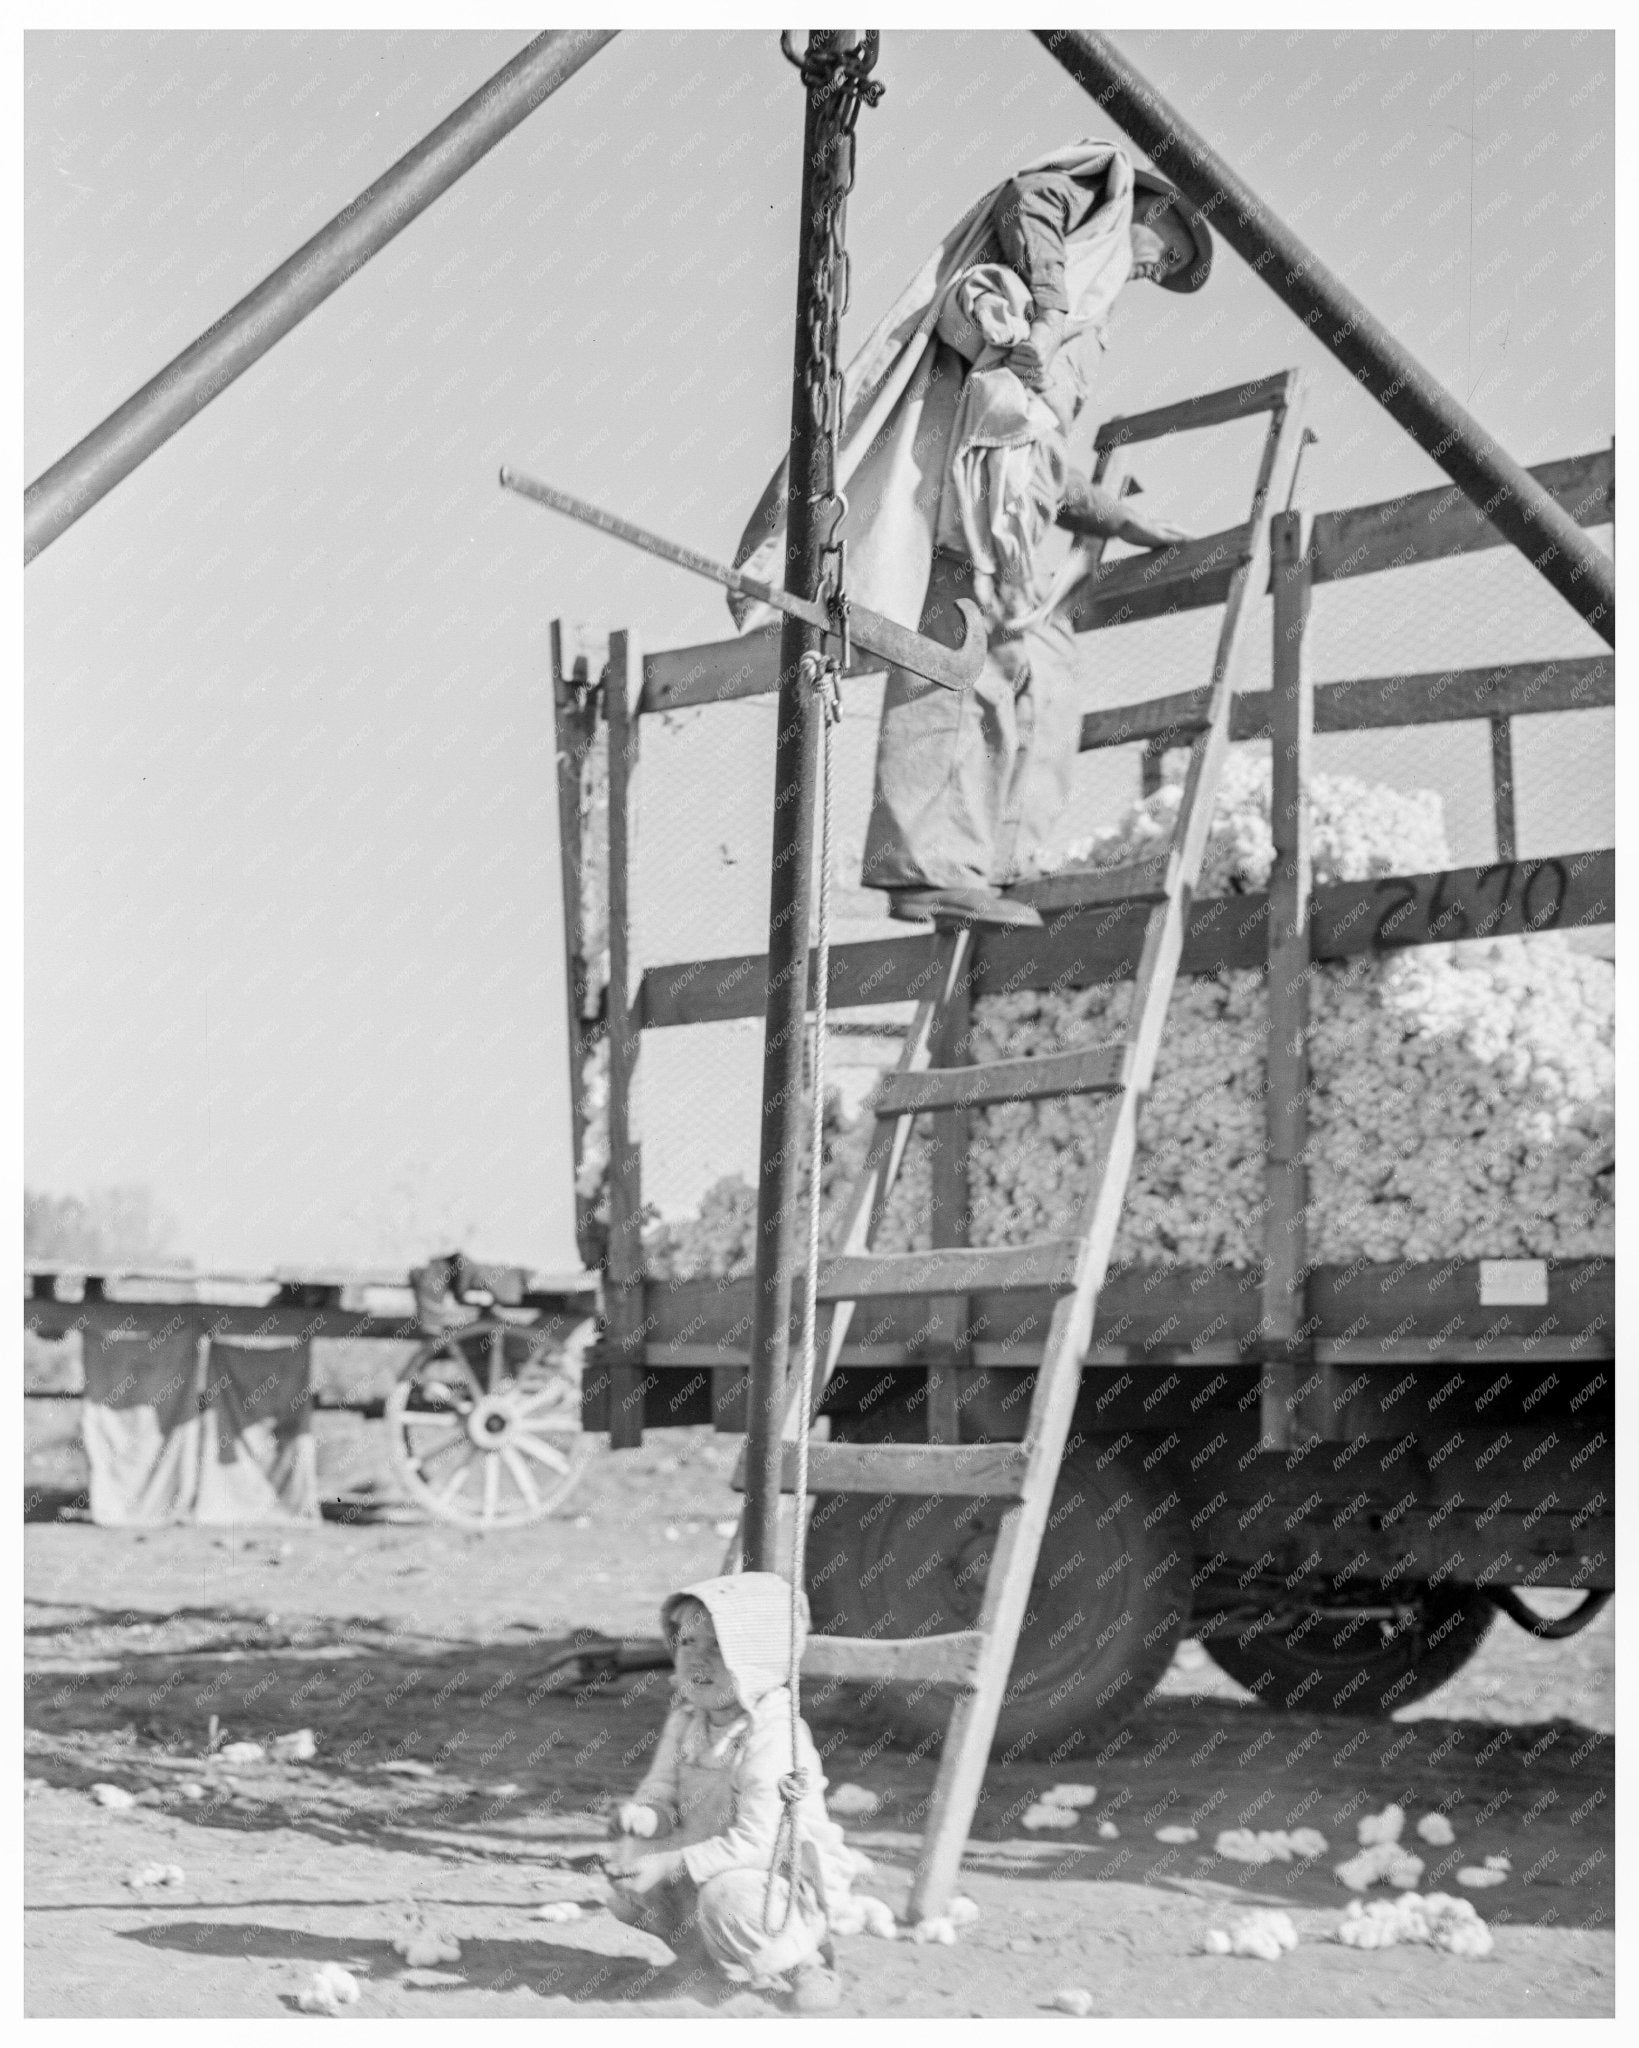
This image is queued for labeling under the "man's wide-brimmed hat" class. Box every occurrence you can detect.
[1132,167,1214,293]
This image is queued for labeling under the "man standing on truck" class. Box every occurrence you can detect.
[731,140,1214,929]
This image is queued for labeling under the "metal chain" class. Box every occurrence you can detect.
[762,30,880,1943]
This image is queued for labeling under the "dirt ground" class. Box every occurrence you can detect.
[24,1416,1616,2019]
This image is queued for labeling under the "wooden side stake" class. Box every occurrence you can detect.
[1259,509,1327,1450]
[600,629,646,1450]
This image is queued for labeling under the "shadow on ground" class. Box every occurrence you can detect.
[117,1919,732,2009]
[25,1595,1614,1928]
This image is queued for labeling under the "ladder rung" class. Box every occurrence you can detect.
[1095,370,1294,450]
[1006,854,1173,911]
[802,1629,988,1690]
[876,1042,1130,1116]
[733,1440,1030,1497]
[817,1242,1080,1300]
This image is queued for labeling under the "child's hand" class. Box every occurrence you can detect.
[621,1850,685,1896]
[612,1802,660,1840]
[1007,309,1067,391]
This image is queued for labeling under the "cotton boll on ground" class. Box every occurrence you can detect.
[1043,1784,1098,1809]
[1053,1987,1095,2015]
[393,1928,461,1967]
[829,1895,897,1940]
[1202,1909,1299,1961]
[1357,1803,1405,1847]
[298,1964,361,2013]
[1416,1813,1456,1847]
[1336,1842,1426,1892]
[1023,1802,1080,1831]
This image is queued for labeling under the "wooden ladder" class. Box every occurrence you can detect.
[736,370,1309,1921]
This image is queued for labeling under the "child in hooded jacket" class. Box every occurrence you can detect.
[606,1572,855,2007]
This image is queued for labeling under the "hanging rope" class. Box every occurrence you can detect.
[762,28,878,1940]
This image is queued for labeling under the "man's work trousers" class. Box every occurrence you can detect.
[861,547,1084,893]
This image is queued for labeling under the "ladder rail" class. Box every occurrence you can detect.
[908,380,1311,1919]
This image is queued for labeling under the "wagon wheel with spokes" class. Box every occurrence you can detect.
[385,1318,590,1529]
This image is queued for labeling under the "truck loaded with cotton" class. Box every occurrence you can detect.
[575,708,1613,1761]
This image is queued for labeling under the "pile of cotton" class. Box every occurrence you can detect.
[642,753,1612,1280]
[1336,1892,1493,1957]
[1202,1908,1300,1960]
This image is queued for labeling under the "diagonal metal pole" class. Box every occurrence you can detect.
[25,28,616,564]
[742,31,867,1575]
[1036,28,1614,647]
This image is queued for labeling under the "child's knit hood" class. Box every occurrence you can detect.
[660,1572,809,1712]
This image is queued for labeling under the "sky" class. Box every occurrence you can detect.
[24,26,1615,1273]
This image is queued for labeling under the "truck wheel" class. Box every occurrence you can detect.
[804,1444,1191,1761]
[1206,1588,1495,1715]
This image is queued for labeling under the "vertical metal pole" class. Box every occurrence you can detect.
[1259,509,1322,1451]
[600,630,646,1451]
[743,33,859,1574]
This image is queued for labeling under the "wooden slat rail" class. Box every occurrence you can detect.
[1070,446,1613,633]
[638,850,1614,1027]
[802,1631,987,1688]
[738,1441,1031,1498]
[635,1254,1615,1373]
[1079,654,1615,754]
[1071,524,1253,610]
[637,448,1614,716]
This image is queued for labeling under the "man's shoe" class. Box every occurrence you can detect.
[788,1959,844,2012]
[887,885,1043,930]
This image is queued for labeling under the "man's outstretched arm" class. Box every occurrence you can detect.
[1056,472,1191,549]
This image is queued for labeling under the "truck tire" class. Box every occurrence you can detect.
[804,1442,1191,1761]
[1206,1588,1495,1715]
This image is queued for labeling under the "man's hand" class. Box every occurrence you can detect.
[1117,509,1192,550]
[1006,309,1066,391]
[618,1850,686,1896]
